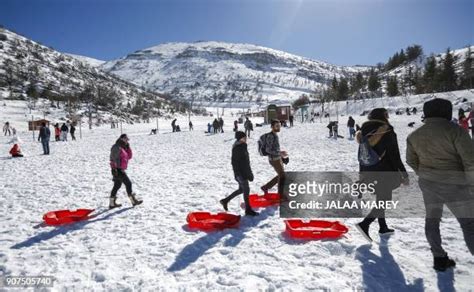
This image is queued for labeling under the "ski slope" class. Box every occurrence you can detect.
[1,109,473,290]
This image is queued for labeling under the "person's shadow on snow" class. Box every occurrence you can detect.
[355,235,424,291]
[436,268,454,292]
[167,207,277,272]
[11,207,133,249]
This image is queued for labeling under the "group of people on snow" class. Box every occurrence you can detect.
[3,121,16,136]
[207,117,225,134]
[53,122,76,142]
[353,100,474,272]
[219,119,288,216]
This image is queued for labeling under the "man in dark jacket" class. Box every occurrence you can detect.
[212,119,219,134]
[347,116,356,140]
[38,122,51,155]
[220,131,258,216]
[355,108,409,241]
[219,117,224,133]
[407,98,474,271]
[244,117,253,138]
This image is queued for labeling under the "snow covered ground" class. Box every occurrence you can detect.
[1,108,473,291]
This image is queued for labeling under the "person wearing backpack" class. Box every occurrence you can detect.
[259,120,288,197]
[109,134,143,209]
[355,108,409,242]
[407,98,474,271]
[220,131,258,216]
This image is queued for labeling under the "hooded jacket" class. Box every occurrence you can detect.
[110,139,133,170]
[231,141,253,180]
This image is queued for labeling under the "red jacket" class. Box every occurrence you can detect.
[459,112,473,131]
[55,127,61,136]
[9,144,22,156]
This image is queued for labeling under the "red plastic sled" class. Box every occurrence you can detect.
[43,209,95,226]
[249,193,281,208]
[285,219,348,239]
[187,212,240,230]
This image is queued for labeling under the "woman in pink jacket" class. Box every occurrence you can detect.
[109,134,143,209]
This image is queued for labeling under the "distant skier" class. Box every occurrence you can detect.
[219,117,224,133]
[406,107,411,115]
[70,123,76,141]
[233,120,238,132]
[54,123,60,141]
[9,143,23,158]
[109,134,142,209]
[171,119,177,132]
[347,116,356,140]
[207,123,212,134]
[407,98,474,271]
[38,122,51,155]
[412,107,417,115]
[220,131,258,216]
[260,120,288,197]
[244,117,253,138]
[289,115,294,127]
[60,123,69,141]
[3,122,11,136]
[355,108,408,242]
[189,121,193,131]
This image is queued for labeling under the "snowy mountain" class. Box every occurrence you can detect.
[101,41,370,107]
[66,53,105,67]
[0,28,174,121]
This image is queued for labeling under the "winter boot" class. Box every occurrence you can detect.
[433,255,456,272]
[245,209,259,216]
[379,227,395,235]
[220,199,229,211]
[355,221,373,242]
[128,193,143,206]
[109,197,122,209]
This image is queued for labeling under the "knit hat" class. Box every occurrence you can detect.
[235,131,246,140]
[423,98,453,120]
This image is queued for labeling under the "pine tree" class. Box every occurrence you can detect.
[462,46,474,89]
[387,76,399,96]
[337,78,349,100]
[439,48,457,92]
[423,55,438,93]
[368,69,380,95]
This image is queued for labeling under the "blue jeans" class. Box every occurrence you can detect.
[41,139,50,154]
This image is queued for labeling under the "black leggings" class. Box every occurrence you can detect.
[111,170,133,197]
[362,184,392,229]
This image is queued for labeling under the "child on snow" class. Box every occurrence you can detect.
[9,143,23,158]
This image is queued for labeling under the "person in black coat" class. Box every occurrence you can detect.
[220,131,258,216]
[355,108,409,241]
[38,122,51,155]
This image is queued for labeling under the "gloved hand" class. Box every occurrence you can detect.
[112,168,119,177]
[282,157,289,165]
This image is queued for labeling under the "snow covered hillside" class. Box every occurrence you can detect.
[66,53,105,68]
[101,41,369,106]
[0,98,473,290]
[0,28,173,120]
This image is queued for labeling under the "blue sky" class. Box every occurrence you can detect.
[1,0,473,65]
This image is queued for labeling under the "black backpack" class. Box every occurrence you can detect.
[258,133,271,156]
